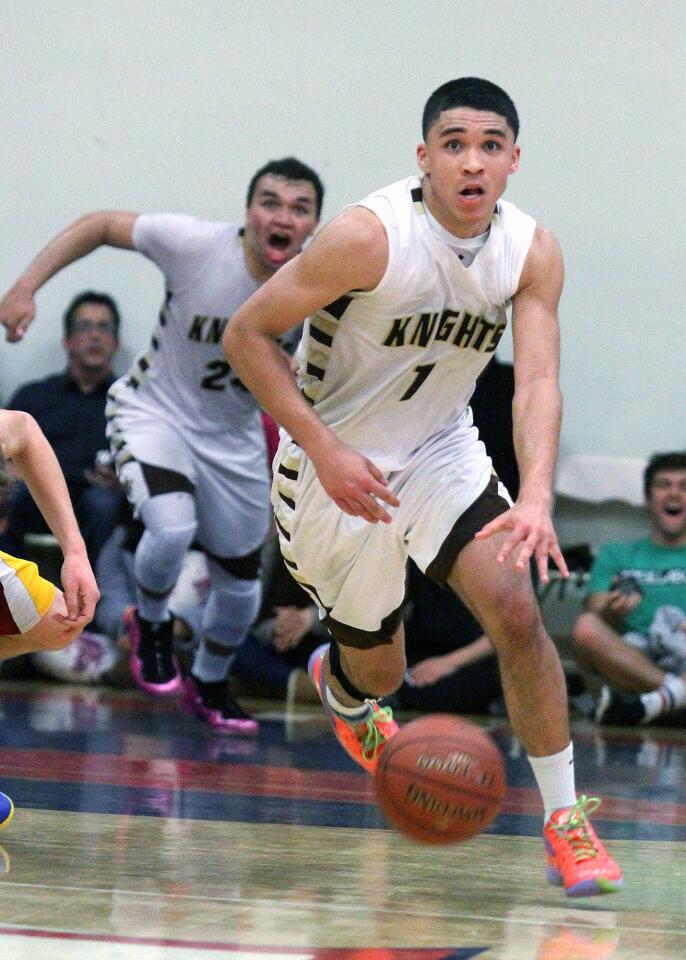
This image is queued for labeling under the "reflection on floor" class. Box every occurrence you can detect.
[0,681,685,959]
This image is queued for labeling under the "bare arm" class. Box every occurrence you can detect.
[0,211,137,342]
[475,225,568,582]
[0,410,99,622]
[408,634,494,687]
[224,207,400,524]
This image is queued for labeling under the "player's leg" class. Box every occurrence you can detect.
[179,439,272,731]
[181,553,262,734]
[450,532,570,755]
[113,419,198,695]
[307,625,402,773]
[300,520,406,773]
[128,487,197,694]
[448,534,622,896]
[272,436,403,771]
[400,412,620,896]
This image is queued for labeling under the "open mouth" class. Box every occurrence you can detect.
[460,187,484,197]
[268,232,290,251]
[664,505,685,517]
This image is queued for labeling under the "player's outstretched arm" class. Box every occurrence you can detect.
[224,208,400,524]
[475,225,568,582]
[0,211,137,342]
[0,410,99,623]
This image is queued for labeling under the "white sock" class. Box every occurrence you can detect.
[641,673,686,721]
[325,685,372,723]
[528,742,577,822]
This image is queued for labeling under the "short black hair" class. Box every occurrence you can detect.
[422,77,520,141]
[63,290,121,338]
[644,451,686,498]
[246,157,324,217]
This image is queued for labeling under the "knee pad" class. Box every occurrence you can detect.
[201,560,262,649]
[134,492,197,595]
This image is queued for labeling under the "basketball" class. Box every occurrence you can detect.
[374,714,506,845]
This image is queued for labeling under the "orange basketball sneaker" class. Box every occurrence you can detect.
[308,643,398,773]
[544,796,624,897]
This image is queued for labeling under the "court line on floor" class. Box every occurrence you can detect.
[0,885,684,938]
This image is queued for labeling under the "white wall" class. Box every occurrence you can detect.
[1,0,684,464]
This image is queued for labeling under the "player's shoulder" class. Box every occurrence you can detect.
[317,204,387,257]
[515,217,563,294]
[136,213,232,240]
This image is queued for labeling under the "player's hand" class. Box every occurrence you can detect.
[313,440,399,524]
[56,552,100,625]
[474,499,568,583]
[0,285,36,342]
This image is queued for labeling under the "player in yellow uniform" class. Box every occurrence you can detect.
[0,408,100,829]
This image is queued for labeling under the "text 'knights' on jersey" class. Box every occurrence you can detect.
[295,177,536,473]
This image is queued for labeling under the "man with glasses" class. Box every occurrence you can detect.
[0,291,124,568]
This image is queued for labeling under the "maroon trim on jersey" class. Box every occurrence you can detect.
[0,586,20,635]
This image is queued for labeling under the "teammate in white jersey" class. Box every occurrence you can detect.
[225,80,623,895]
[0,408,99,829]
[0,157,323,732]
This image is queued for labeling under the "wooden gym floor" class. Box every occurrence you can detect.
[0,680,685,959]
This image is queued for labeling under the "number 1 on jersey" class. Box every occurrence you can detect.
[399,363,436,401]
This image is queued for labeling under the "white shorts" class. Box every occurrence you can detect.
[107,404,271,558]
[272,409,511,639]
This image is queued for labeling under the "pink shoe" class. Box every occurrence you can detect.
[545,796,623,896]
[180,674,258,735]
[126,608,182,696]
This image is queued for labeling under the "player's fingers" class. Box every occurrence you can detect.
[336,495,380,523]
[80,585,99,621]
[364,494,393,523]
[8,318,30,342]
[496,527,526,564]
[474,513,508,541]
[367,481,399,508]
[548,541,569,579]
[514,533,537,572]
[63,588,80,622]
[532,540,550,583]
[367,465,400,507]
[334,496,358,517]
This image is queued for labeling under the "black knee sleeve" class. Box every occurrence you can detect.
[328,640,375,702]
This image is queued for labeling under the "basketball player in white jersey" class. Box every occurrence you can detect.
[224,80,623,895]
[0,158,323,732]
[0,408,99,828]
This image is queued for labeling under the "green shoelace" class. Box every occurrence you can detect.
[551,795,602,862]
[360,706,394,761]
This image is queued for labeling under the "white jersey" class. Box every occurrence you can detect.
[296,177,536,472]
[108,214,263,443]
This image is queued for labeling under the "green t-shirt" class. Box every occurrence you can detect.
[586,537,686,635]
